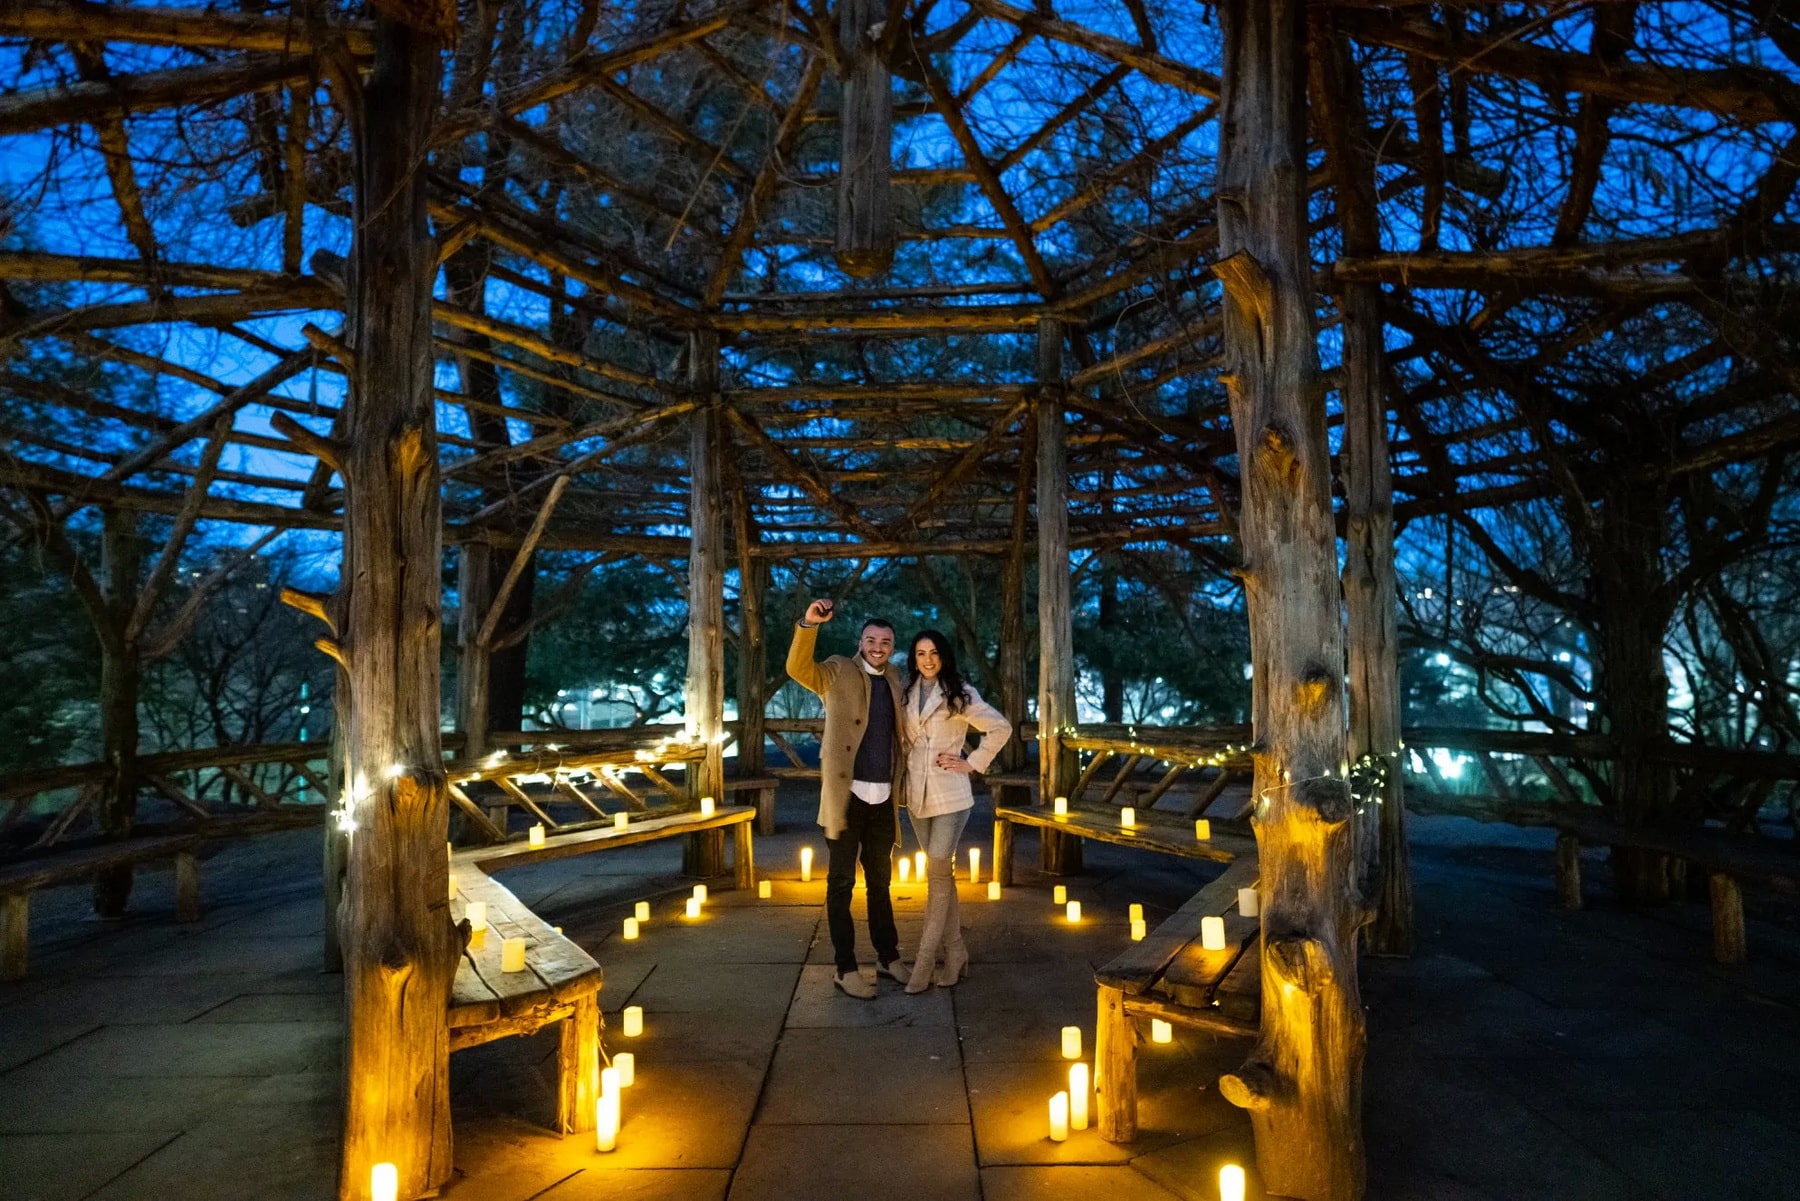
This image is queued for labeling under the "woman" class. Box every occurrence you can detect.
[900,630,1012,993]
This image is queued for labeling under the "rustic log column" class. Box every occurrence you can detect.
[336,10,460,1199]
[996,432,1033,779]
[684,331,727,877]
[1311,12,1411,956]
[1214,3,1365,1197]
[733,482,768,782]
[835,0,894,277]
[1036,319,1081,875]
[92,506,141,918]
[454,542,508,833]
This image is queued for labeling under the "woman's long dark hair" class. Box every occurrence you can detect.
[906,629,971,714]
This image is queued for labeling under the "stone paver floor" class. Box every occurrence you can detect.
[3,788,1798,1201]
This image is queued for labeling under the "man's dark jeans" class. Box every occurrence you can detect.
[825,797,899,975]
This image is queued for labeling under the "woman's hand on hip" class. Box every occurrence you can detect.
[935,753,975,775]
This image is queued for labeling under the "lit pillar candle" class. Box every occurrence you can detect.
[1194,818,1211,840]
[622,1006,643,1037]
[800,846,814,882]
[1066,900,1082,923]
[1049,1091,1069,1142]
[968,847,981,883]
[1131,918,1147,942]
[898,856,911,882]
[601,1066,620,1099]
[1069,1062,1090,1130]
[1128,902,1143,922]
[614,812,629,830]
[446,841,454,862]
[1151,1018,1172,1044]
[622,917,639,940]
[448,873,459,901]
[1053,884,1067,905]
[614,1052,635,1087]
[1237,888,1260,918]
[1220,1164,1246,1201]
[528,824,546,848]
[987,881,1001,900]
[700,796,715,817]
[685,896,701,919]
[913,850,926,879]
[595,1092,619,1152]
[1053,796,1068,818]
[635,901,650,922]
[371,1163,397,1201]
[758,879,773,899]
[501,938,527,973]
[465,901,488,932]
[1061,1026,1082,1059]
[1120,806,1136,829]
[693,884,707,904]
[1201,915,1226,951]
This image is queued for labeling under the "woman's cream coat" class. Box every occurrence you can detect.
[900,681,1012,819]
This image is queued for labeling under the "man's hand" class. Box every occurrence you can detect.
[804,598,835,625]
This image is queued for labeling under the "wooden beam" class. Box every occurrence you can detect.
[0,2,375,55]
[0,53,319,136]
[968,0,1222,97]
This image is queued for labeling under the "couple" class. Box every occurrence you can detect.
[786,598,1013,999]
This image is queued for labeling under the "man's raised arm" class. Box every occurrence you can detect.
[785,598,835,697]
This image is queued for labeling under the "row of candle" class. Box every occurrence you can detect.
[1046,796,1213,842]
[596,1006,647,1152]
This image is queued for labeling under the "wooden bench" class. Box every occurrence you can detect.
[985,769,1038,809]
[446,805,757,1133]
[1094,855,1262,1143]
[1548,809,1800,964]
[991,803,1256,885]
[725,776,781,836]
[1,834,202,981]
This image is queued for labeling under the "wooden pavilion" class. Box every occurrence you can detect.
[2,2,1796,1198]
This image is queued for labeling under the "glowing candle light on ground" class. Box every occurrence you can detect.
[1049,1091,1069,1141]
[1220,1164,1246,1201]
[693,884,707,904]
[800,847,814,882]
[758,879,772,898]
[596,1092,619,1152]
[601,1066,621,1099]
[1151,1019,1172,1044]
[1131,918,1147,941]
[898,857,911,882]
[448,873,459,901]
[635,901,650,922]
[987,881,1001,900]
[528,824,545,848]
[1120,806,1136,829]
[1066,900,1082,923]
[1128,903,1143,922]
[1053,796,1068,818]
[1061,1026,1082,1059]
[913,851,925,879]
[1201,915,1226,951]
[1194,819,1211,840]
[371,1163,397,1201]
[465,901,488,932]
[501,938,527,973]
[622,1006,643,1037]
[1237,888,1260,917]
[685,897,701,919]
[968,847,981,882]
[622,918,639,940]
[614,1052,634,1087]
[614,812,628,830]
[1070,1063,1090,1130]
[1053,885,1067,905]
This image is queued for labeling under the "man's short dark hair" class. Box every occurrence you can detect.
[860,618,896,637]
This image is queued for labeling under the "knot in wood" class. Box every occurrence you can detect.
[1257,422,1299,481]
[1292,662,1337,718]
[1297,774,1354,825]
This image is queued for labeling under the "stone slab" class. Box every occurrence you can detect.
[0,1130,179,1201]
[728,1123,980,1201]
[785,964,953,1028]
[17,1020,340,1078]
[757,1025,967,1125]
[625,961,800,1015]
[981,1165,1187,1201]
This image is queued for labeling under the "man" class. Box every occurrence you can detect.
[786,598,910,998]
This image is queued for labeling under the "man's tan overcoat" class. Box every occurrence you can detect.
[785,622,908,842]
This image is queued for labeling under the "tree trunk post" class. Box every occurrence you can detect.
[337,11,460,1199]
[1214,3,1365,1198]
[997,428,1033,780]
[685,330,727,878]
[834,0,894,277]
[454,541,507,834]
[1035,319,1081,875]
[1310,13,1411,956]
[734,484,768,783]
[324,660,350,972]
[92,505,141,918]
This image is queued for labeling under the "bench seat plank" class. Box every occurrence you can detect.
[994,804,1255,866]
[450,873,602,1027]
[455,806,755,873]
[1095,857,1259,995]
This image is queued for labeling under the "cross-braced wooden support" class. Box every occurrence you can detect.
[1213,2,1365,1198]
